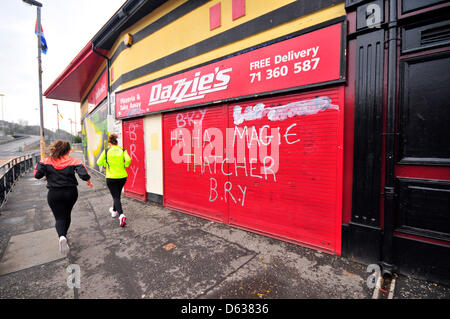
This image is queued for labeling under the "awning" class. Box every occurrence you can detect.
[43,42,108,102]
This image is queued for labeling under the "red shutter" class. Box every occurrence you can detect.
[163,87,344,254]
[122,117,147,201]
[228,87,344,254]
[163,105,229,222]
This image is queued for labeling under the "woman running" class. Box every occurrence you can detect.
[97,133,131,227]
[34,140,93,255]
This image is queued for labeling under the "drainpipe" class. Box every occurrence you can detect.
[381,0,398,277]
[92,45,111,116]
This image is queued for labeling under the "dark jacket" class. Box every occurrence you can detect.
[34,155,90,188]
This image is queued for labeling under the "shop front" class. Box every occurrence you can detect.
[43,0,450,285]
[115,21,346,253]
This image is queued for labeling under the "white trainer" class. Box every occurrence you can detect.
[109,207,118,218]
[119,214,127,227]
[59,236,70,255]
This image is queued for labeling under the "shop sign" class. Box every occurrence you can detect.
[116,23,343,119]
[88,71,107,114]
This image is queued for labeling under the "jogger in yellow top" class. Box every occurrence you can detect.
[97,133,132,227]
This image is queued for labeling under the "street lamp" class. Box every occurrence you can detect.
[22,0,45,159]
[53,103,60,138]
[22,0,42,6]
[68,118,78,137]
[0,93,4,122]
[0,93,4,134]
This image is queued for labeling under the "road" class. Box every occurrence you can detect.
[0,135,40,157]
[0,135,40,176]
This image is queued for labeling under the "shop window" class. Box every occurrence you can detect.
[399,51,450,165]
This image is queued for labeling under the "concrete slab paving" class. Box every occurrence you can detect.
[0,208,35,235]
[199,222,371,299]
[0,258,73,299]
[65,241,124,299]
[65,220,256,299]
[114,226,256,299]
[0,157,449,300]
[0,228,64,276]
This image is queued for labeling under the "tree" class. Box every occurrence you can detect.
[17,119,28,127]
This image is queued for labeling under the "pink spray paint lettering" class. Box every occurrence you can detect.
[127,123,139,187]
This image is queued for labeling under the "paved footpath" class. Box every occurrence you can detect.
[0,154,449,300]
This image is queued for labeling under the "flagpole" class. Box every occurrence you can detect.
[23,0,45,158]
[36,4,45,159]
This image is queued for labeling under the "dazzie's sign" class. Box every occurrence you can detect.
[88,71,107,114]
[116,23,343,119]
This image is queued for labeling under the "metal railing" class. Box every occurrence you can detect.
[0,153,40,208]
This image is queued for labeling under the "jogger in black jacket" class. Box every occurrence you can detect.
[34,140,93,255]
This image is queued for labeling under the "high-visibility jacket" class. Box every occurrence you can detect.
[97,145,131,179]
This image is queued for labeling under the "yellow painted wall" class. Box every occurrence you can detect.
[144,114,163,195]
[111,0,296,84]
[108,0,345,92]
[81,1,345,104]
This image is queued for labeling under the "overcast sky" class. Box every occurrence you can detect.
[0,0,127,134]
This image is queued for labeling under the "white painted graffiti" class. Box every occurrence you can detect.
[170,124,291,180]
[176,109,207,128]
[170,96,340,207]
[232,96,338,125]
[209,178,248,207]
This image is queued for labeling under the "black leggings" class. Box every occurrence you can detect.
[106,178,127,215]
[47,187,78,237]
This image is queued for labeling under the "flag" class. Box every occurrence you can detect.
[34,21,48,54]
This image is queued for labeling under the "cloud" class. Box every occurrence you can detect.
[0,0,127,132]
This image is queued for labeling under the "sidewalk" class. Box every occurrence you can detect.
[0,155,449,299]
